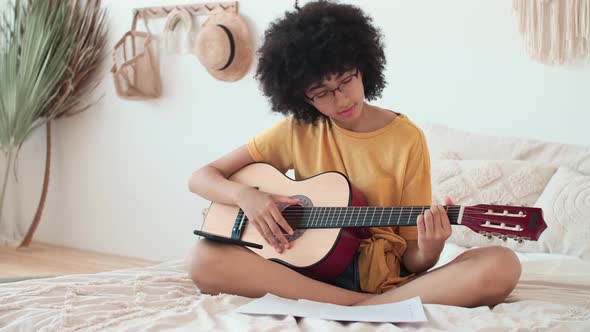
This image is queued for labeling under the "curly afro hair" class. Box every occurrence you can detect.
[255,0,387,124]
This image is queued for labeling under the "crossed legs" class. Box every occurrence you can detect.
[185,239,521,307]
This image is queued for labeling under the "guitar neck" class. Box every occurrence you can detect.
[280,205,464,229]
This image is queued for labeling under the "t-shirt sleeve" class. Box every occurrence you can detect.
[246,118,294,174]
[397,129,432,241]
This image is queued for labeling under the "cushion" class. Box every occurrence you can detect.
[533,167,590,260]
[423,123,590,174]
[431,159,557,251]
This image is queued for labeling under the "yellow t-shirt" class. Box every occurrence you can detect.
[246,112,432,294]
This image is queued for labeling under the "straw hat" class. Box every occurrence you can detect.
[194,12,252,82]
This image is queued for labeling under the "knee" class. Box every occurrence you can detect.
[184,240,225,294]
[476,246,522,299]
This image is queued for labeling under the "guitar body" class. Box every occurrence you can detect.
[201,163,369,281]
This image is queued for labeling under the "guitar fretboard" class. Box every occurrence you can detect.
[238,205,463,229]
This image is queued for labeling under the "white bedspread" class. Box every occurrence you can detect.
[1,243,590,331]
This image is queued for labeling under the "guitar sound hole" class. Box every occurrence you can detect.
[276,196,312,243]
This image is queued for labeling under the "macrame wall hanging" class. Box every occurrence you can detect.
[162,8,193,54]
[513,0,590,65]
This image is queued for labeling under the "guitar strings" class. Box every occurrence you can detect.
[233,206,536,228]
[260,208,528,219]
[238,209,528,219]
[272,205,528,216]
[238,216,529,228]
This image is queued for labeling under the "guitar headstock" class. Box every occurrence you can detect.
[461,204,546,242]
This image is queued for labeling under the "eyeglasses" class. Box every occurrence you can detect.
[305,69,359,106]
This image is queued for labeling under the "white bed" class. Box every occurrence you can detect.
[1,243,589,331]
[2,124,589,331]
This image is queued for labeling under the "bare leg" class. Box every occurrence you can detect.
[186,241,520,308]
[355,246,522,307]
[185,239,373,305]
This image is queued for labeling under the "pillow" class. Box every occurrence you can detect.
[431,159,557,251]
[423,123,590,174]
[533,167,590,260]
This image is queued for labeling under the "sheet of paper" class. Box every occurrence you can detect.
[235,293,427,323]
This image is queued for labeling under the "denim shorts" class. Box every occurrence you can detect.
[327,252,412,293]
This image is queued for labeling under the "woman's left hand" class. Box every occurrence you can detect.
[416,197,454,254]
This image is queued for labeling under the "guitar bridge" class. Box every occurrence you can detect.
[232,210,247,239]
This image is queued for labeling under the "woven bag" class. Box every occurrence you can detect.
[111,11,162,99]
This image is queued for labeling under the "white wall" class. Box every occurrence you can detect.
[4,0,590,262]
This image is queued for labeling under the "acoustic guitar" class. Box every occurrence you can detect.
[195,162,546,281]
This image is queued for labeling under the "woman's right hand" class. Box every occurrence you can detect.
[235,186,300,253]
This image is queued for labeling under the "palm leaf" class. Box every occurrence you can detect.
[0,0,74,154]
[0,0,108,236]
[13,1,74,147]
[45,0,109,119]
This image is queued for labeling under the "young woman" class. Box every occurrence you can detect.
[185,1,521,307]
